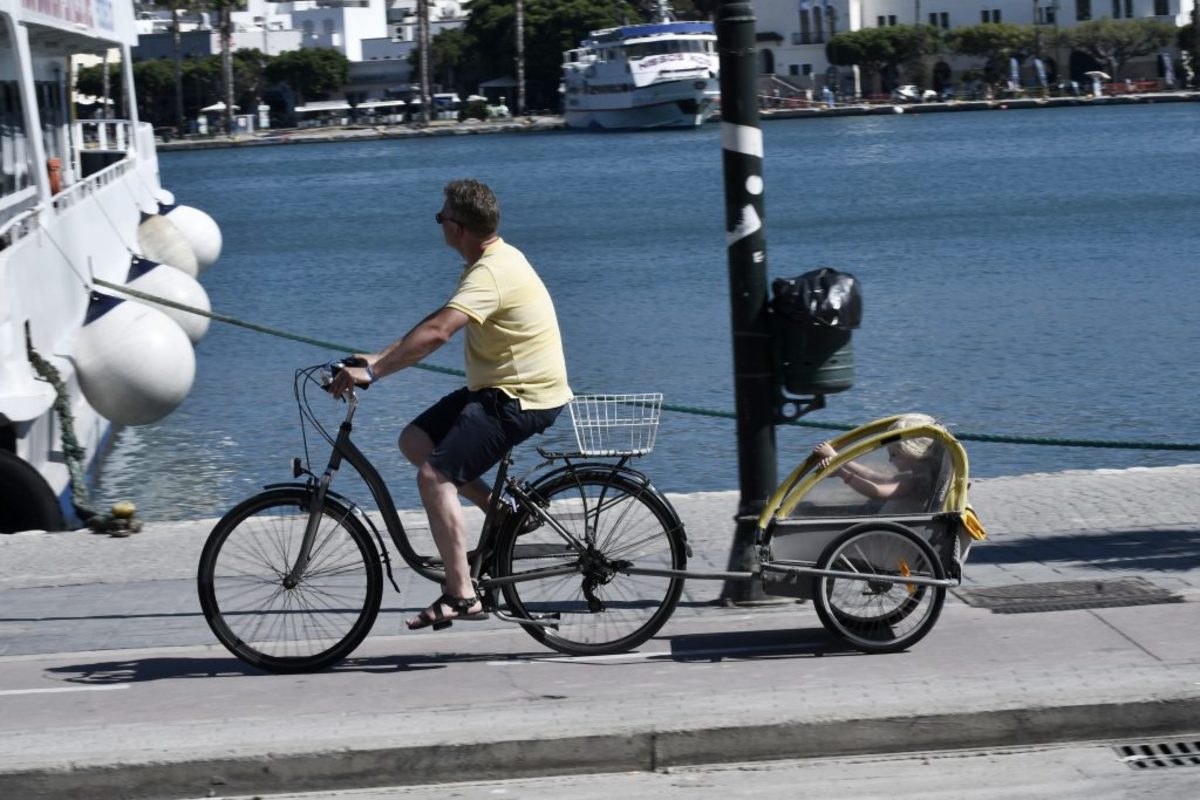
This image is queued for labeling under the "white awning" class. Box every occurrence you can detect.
[357,99,407,109]
[294,100,353,113]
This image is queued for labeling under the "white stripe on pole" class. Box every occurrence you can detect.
[721,122,763,158]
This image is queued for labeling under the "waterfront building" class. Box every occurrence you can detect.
[131,0,468,121]
[132,1,302,58]
[361,0,466,62]
[752,0,1197,97]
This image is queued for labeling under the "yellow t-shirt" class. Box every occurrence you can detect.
[445,239,572,410]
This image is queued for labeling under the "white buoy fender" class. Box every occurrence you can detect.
[125,257,212,344]
[74,293,196,426]
[161,203,222,272]
[137,213,199,278]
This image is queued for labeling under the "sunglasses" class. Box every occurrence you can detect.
[435,212,458,225]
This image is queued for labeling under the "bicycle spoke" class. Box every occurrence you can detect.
[816,527,945,654]
[497,472,685,656]
[200,493,382,672]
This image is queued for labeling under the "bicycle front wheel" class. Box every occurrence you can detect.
[198,487,383,673]
[493,468,687,656]
[813,522,945,654]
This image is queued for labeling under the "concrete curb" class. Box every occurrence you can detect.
[4,697,1198,799]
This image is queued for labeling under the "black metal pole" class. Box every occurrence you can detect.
[716,1,777,604]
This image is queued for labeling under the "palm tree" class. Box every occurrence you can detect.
[418,0,431,124]
[515,0,525,116]
[203,0,245,134]
[168,0,198,132]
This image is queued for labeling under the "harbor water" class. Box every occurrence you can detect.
[96,103,1200,521]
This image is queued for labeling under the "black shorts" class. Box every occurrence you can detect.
[411,387,563,486]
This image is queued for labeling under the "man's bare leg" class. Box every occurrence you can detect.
[400,425,490,508]
[401,425,486,626]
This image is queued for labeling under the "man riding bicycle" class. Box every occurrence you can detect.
[331,178,572,630]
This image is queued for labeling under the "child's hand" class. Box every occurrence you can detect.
[813,442,837,469]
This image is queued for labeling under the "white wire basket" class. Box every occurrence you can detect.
[568,393,663,456]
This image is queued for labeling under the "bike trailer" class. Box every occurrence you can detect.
[753,415,988,653]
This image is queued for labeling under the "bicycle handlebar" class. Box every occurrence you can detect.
[324,356,371,395]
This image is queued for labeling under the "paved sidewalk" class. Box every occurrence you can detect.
[0,464,1198,798]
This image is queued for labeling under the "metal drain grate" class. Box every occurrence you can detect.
[953,577,1183,613]
[1114,740,1200,770]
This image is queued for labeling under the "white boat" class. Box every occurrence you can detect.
[561,2,719,130]
[1,1,222,532]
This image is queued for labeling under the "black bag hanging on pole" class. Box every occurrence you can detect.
[770,268,862,395]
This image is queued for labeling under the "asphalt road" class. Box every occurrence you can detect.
[2,466,1198,799]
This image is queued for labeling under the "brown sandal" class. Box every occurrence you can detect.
[406,593,489,631]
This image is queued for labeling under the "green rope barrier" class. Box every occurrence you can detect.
[93,278,466,378]
[94,278,1200,454]
[663,401,1200,451]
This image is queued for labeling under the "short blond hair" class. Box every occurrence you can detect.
[888,413,938,459]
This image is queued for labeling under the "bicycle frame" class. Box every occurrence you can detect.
[201,369,694,667]
[282,388,663,597]
[285,392,458,586]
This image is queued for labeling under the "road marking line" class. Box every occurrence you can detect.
[0,685,130,696]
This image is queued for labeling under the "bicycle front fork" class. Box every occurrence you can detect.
[283,416,355,587]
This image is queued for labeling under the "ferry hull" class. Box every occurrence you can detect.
[565,81,719,130]
[1,0,219,533]
[1,126,162,530]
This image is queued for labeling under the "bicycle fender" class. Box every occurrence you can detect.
[260,482,359,512]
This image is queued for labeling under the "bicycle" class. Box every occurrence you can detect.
[197,360,689,674]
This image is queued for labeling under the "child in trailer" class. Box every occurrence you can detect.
[813,413,943,515]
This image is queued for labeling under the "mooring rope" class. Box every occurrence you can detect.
[92,278,1200,453]
[26,340,143,535]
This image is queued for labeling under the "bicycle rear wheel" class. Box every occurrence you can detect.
[493,468,686,656]
[198,487,382,673]
[813,522,945,654]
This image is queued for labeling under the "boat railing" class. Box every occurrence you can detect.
[75,119,135,152]
[0,199,41,250]
[1,142,138,249]
[53,156,133,215]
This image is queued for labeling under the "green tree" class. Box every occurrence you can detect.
[81,58,189,126]
[1068,18,1177,78]
[232,48,271,116]
[409,26,472,91]
[672,1,720,19]
[459,0,638,110]
[182,55,224,119]
[1183,20,1199,55]
[166,1,202,131]
[1177,16,1198,87]
[826,25,938,93]
[203,0,247,133]
[264,47,351,104]
[132,59,178,125]
[76,62,123,116]
[944,23,1039,65]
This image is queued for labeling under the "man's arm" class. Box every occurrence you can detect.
[331,307,470,396]
[371,306,471,380]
